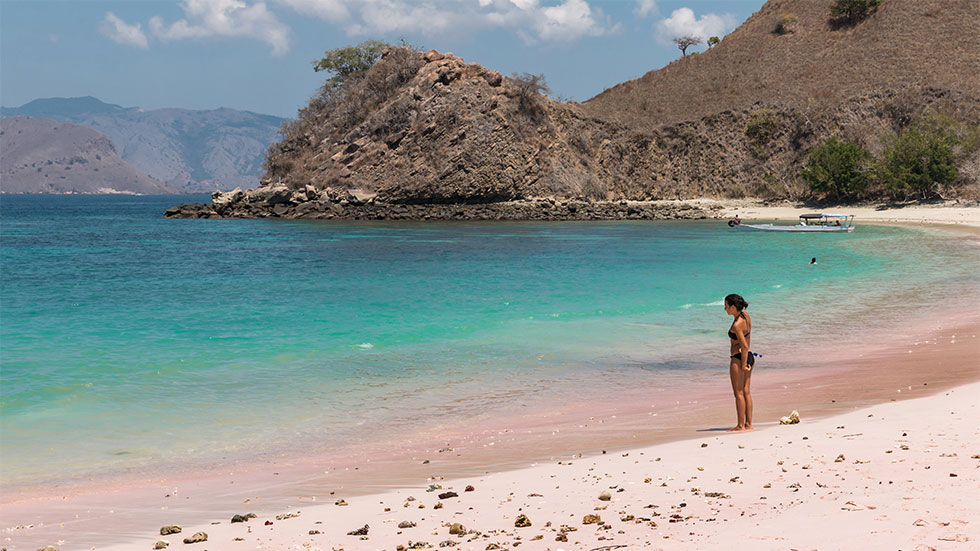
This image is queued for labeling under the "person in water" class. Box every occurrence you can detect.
[810,257,817,264]
[724,293,753,431]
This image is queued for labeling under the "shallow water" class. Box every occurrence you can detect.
[1,195,977,486]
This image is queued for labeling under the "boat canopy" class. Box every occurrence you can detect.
[800,213,852,219]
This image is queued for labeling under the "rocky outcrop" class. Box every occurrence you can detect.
[167,0,979,218]
[165,196,717,221]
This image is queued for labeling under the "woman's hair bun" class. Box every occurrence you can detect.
[725,293,748,311]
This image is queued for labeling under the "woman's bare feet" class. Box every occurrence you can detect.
[726,426,745,432]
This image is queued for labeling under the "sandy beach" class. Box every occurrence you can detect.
[705,199,980,230]
[3,206,978,551]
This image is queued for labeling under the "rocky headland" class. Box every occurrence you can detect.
[167,0,979,220]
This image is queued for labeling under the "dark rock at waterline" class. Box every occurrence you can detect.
[164,196,719,222]
[231,513,256,523]
[159,525,182,535]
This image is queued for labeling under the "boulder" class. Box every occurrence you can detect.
[211,187,243,208]
[424,50,445,62]
[246,184,292,206]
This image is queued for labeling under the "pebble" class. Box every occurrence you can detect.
[159,525,181,536]
[153,541,169,549]
[181,532,207,544]
[514,514,531,527]
[347,524,369,536]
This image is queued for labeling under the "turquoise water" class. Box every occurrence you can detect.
[1,195,977,485]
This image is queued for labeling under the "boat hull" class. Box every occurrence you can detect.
[734,223,854,233]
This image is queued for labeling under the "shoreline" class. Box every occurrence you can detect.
[163,195,980,225]
[4,303,977,550]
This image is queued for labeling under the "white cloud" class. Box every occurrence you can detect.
[657,7,735,43]
[148,0,290,56]
[99,12,149,49]
[635,0,657,18]
[535,0,608,42]
[276,0,615,43]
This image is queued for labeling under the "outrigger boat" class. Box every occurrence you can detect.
[730,213,856,232]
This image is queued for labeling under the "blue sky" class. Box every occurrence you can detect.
[1,0,765,119]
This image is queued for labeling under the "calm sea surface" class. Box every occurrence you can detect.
[1,195,977,486]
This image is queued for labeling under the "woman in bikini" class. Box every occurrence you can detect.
[724,293,753,432]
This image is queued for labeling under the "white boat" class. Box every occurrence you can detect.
[730,213,855,232]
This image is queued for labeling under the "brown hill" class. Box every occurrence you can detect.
[585,0,980,128]
[166,0,979,219]
[1,117,173,194]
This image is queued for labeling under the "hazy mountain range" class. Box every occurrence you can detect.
[1,97,286,193]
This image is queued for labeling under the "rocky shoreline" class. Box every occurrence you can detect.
[164,187,721,221]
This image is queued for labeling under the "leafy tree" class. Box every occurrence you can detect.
[707,36,720,48]
[830,0,880,25]
[879,127,957,199]
[801,137,871,200]
[673,35,701,56]
[312,40,391,90]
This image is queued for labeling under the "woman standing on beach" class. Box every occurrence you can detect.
[725,294,753,432]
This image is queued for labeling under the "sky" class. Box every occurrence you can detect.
[1,0,766,119]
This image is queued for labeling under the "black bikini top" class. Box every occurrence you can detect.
[728,312,750,340]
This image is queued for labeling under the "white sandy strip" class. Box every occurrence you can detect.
[669,199,980,228]
[84,382,980,551]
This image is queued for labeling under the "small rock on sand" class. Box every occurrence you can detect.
[160,525,182,536]
[153,541,169,549]
[515,514,531,527]
[583,514,602,524]
[182,532,207,544]
[398,520,416,528]
[347,524,369,536]
[438,491,458,499]
[598,490,612,501]
[449,522,466,535]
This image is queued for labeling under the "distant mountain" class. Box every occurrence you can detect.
[0,116,174,194]
[1,97,287,192]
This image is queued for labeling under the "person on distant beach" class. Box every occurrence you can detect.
[724,293,753,432]
[810,257,817,264]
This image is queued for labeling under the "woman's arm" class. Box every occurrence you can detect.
[735,322,751,371]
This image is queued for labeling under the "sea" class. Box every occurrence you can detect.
[1,194,978,489]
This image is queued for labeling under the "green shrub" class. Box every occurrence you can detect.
[774,13,798,34]
[879,127,957,199]
[801,137,871,200]
[745,109,779,146]
[830,0,880,25]
[707,36,720,47]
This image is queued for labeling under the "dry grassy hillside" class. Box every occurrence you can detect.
[1,117,172,194]
[586,0,980,128]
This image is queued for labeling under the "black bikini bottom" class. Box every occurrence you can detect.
[730,352,755,366]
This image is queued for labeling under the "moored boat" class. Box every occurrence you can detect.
[730,213,855,232]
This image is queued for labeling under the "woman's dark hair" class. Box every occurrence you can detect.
[725,293,748,311]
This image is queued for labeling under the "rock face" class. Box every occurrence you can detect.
[167,0,979,218]
[1,116,172,194]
